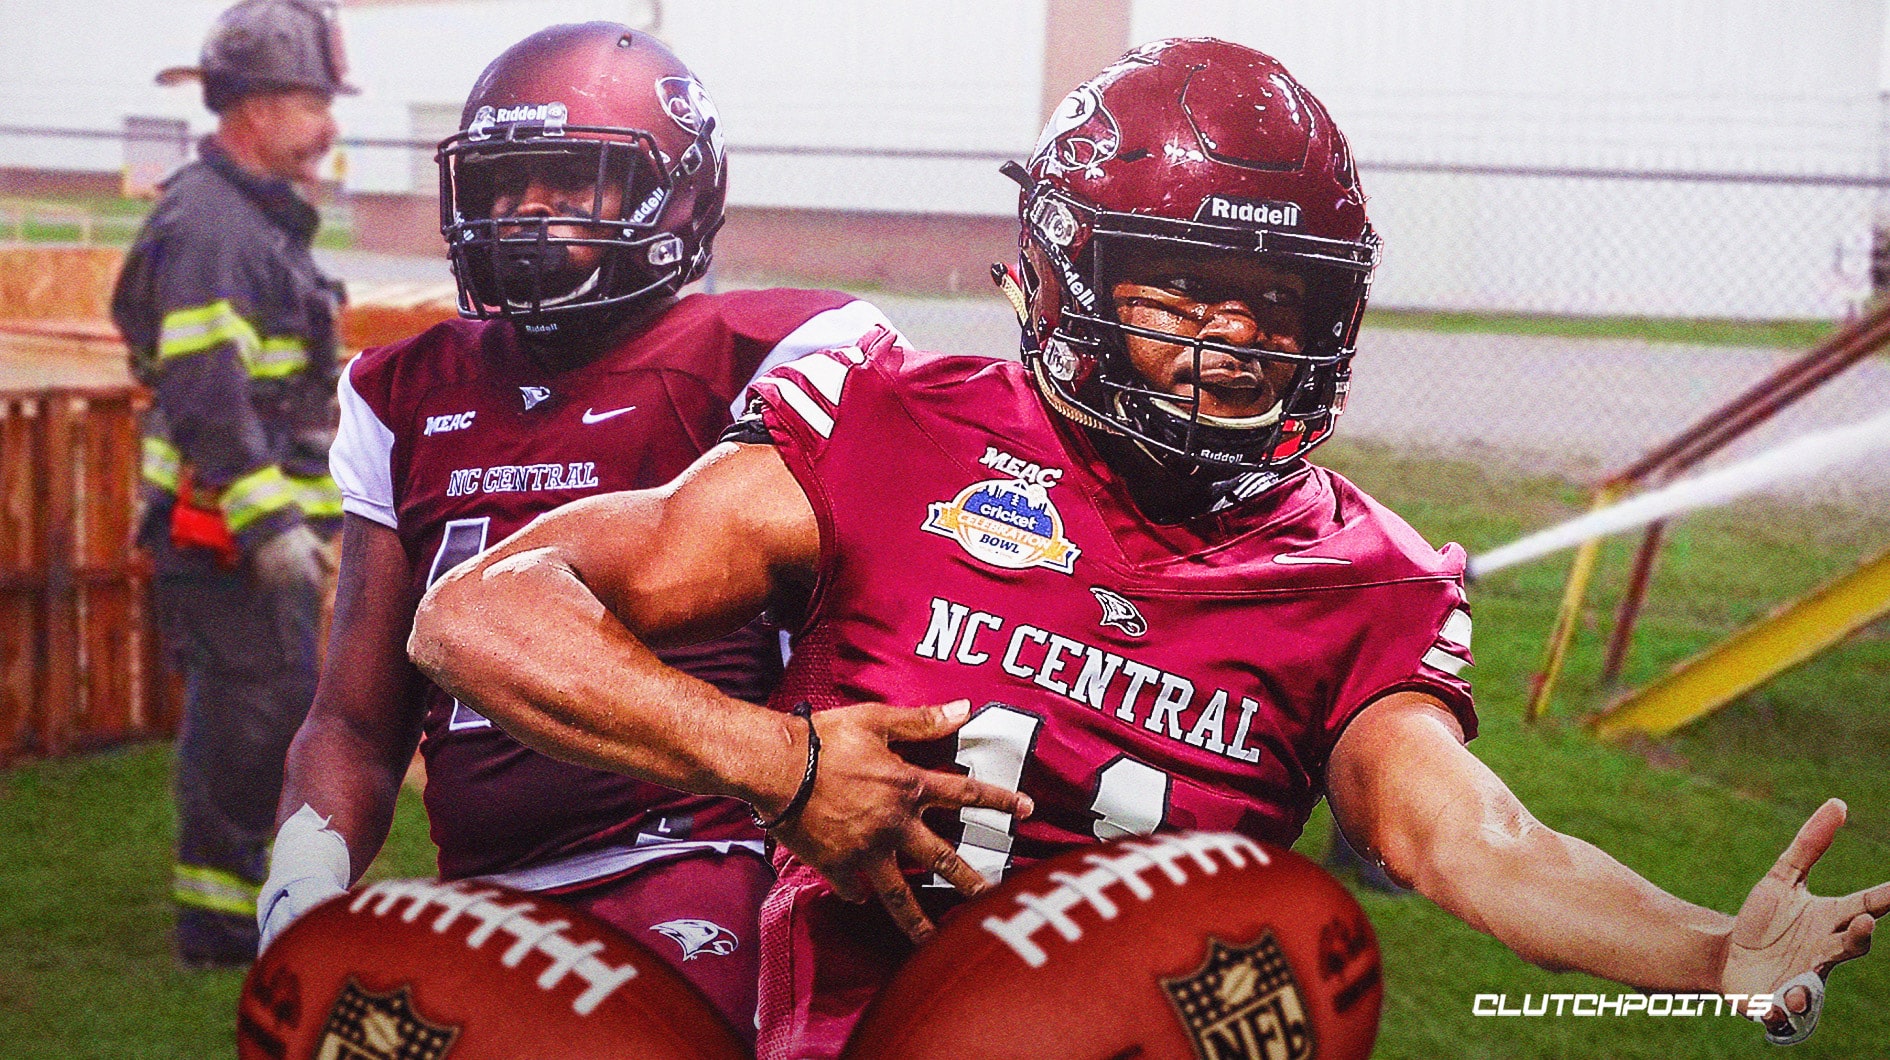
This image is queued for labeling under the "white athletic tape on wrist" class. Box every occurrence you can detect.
[257,804,352,952]
[1762,971,1825,1047]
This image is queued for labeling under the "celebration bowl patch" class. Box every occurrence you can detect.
[923,478,1081,574]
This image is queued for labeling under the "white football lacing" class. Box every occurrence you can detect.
[351,878,639,1015]
[980,832,1269,968]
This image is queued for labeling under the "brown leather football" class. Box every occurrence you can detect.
[238,877,747,1060]
[843,831,1383,1060]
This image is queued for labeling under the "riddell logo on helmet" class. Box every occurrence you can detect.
[1197,196,1302,230]
[467,102,568,141]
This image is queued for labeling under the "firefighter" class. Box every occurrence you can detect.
[110,0,353,968]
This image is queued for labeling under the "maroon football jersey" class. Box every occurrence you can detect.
[333,290,899,880]
[750,332,1476,891]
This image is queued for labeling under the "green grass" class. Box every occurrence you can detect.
[1361,307,1841,349]
[0,745,433,1060]
[0,194,153,219]
[3,443,1887,1058]
[1312,440,1890,1060]
[1,194,354,250]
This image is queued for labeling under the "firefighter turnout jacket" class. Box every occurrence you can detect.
[113,135,344,562]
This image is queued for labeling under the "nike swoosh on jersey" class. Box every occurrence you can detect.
[1272,553,1352,565]
[581,405,637,424]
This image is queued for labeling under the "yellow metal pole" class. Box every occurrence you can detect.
[1525,484,1622,723]
[1592,543,1890,740]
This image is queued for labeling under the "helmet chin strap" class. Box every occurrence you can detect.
[1029,355,1122,435]
[1127,388,1287,463]
[1148,396,1301,511]
[1149,395,1285,430]
[505,265,603,311]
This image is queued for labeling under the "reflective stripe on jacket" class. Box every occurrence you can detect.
[111,135,344,556]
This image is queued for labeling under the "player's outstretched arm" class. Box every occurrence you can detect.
[1327,691,1884,1043]
[408,441,1028,937]
[1718,798,1886,1042]
[264,515,428,949]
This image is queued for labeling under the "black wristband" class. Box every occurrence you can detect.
[752,701,820,831]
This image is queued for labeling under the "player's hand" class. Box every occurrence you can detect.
[1719,799,1888,1044]
[252,523,329,595]
[765,699,1033,943]
[257,804,353,954]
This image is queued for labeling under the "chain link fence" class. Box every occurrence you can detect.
[4,124,1889,502]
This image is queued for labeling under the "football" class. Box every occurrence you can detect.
[843,831,1383,1060]
[237,877,748,1060]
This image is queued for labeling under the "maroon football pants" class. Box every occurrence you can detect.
[754,860,921,1060]
[553,848,774,1045]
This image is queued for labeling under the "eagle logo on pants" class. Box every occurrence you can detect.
[652,918,740,961]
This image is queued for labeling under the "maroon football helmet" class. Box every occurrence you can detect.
[1008,38,1378,476]
[438,23,726,338]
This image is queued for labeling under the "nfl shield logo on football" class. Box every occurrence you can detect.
[315,979,459,1060]
[922,477,1081,574]
[1163,933,1314,1060]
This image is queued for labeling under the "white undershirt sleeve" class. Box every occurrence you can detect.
[331,359,399,529]
[730,299,906,419]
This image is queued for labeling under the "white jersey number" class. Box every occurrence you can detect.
[936,703,1172,886]
[425,517,493,731]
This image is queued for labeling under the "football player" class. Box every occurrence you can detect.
[258,23,902,1037]
[409,39,1887,1057]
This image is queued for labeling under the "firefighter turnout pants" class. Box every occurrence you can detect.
[153,539,320,965]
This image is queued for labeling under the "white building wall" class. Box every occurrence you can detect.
[0,0,1044,212]
[1133,0,1884,173]
[1,0,1884,316]
[0,0,618,183]
[1132,0,1890,316]
[0,0,223,172]
[669,0,1044,216]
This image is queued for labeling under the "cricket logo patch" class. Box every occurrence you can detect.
[316,979,459,1060]
[1163,933,1314,1060]
[923,478,1080,574]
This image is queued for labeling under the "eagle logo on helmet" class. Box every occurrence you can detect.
[656,75,724,188]
[466,105,497,142]
[656,77,721,142]
[1031,84,1120,179]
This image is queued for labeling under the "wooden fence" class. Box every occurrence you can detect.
[0,246,451,763]
[0,384,175,763]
